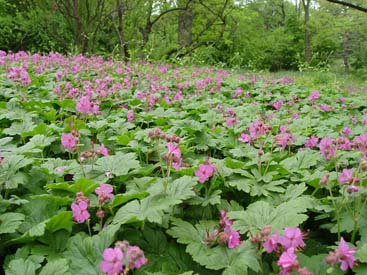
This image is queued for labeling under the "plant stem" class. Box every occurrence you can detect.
[87,219,92,236]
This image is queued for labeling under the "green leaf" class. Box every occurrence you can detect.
[63,225,118,275]
[166,176,197,204]
[356,243,367,263]
[46,211,73,233]
[0,154,33,189]
[189,189,222,206]
[112,200,141,225]
[29,222,46,237]
[167,218,260,274]
[29,134,56,148]
[0,212,25,234]
[109,192,149,208]
[226,176,251,193]
[229,196,313,235]
[5,258,38,275]
[94,152,140,176]
[39,259,70,275]
[46,178,99,195]
[3,118,36,136]
[281,150,321,172]
[113,176,197,225]
[297,253,344,275]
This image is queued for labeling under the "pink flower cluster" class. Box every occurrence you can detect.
[195,159,216,183]
[76,96,100,115]
[325,237,356,271]
[238,120,271,143]
[259,226,311,275]
[204,210,241,249]
[274,126,295,149]
[71,192,90,223]
[96,183,114,204]
[61,132,79,151]
[307,90,320,102]
[224,107,238,127]
[100,241,148,275]
[166,143,182,171]
[79,143,109,162]
[338,168,359,193]
[305,136,318,148]
[352,133,367,156]
[7,66,31,86]
[95,183,114,219]
[272,99,283,110]
[319,137,336,160]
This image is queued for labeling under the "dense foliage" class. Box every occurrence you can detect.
[0,0,367,72]
[1,51,367,274]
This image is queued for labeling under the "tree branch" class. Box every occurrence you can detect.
[325,0,367,12]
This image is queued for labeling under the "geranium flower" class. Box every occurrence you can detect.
[95,183,114,203]
[195,162,215,183]
[61,133,78,151]
[71,201,90,223]
[100,248,123,275]
[319,137,336,160]
[279,227,305,250]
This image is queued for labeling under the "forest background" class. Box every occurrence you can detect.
[1,0,367,75]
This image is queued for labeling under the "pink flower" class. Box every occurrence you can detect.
[195,162,215,183]
[225,117,238,127]
[347,185,359,193]
[97,144,109,156]
[308,90,320,102]
[338,169,354,185]
[127,111,135,122]
[336,137,351,150]
[71,201,90,223]
[327,237,357,271]
[342,127,352,136]
[319,104,332,112]
[95,183,114,203]
[126,245,148,269]
[219,210,233,228]
[274,133,294,149]
[319,137,336,160]
[166,143,182,171]
[249,120,271,139]
[351,117,358,124]
[272,99,283,110]
[76,96,92,114]
[238,133,251,143]
[305,136,318,148]
[279,227,305,250]
[100,248,123,275]
[337,238,356,271]
[61,133,78,151]
[227,228,241,248]
[174,91,182,101]
[227,107,235,116]
[352,134,367,155]
[292,112,299,119]
[263,232,279,253]
[277,247,299,275]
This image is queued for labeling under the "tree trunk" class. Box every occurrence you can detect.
[116,0,129,61]
[342,31,350,72]
[302,0,311,64]
[139,1,153,60]
[178,8,193,48]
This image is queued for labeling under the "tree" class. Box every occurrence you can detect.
[55,0,107,53]
[115,0,129,61]
[301,0,312,63]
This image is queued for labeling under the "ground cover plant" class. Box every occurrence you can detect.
[1,51,367,275]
